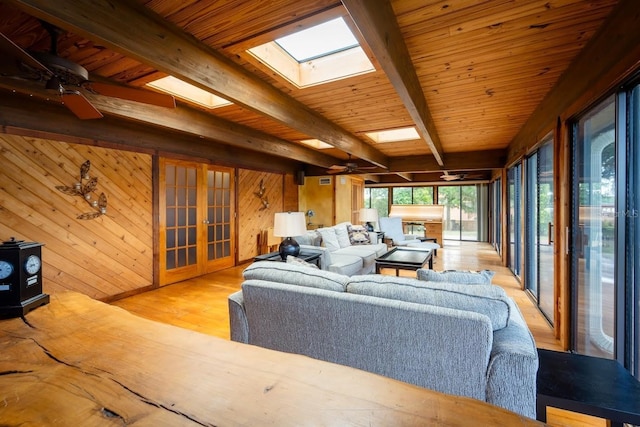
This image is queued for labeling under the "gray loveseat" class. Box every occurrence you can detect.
[228,261,539,418]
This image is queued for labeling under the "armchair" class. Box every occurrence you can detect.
[378,217,422,246]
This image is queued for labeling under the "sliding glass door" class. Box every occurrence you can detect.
[572,95,616,359]
[508,164,522,277]
[490,178,502,254]
[525,139,555,323]
[438,185,481,241]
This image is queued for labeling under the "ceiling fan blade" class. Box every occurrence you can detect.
[0,32,51,74]
[84,81,176,108]
[61,90,103,119]
[326,166,348,174]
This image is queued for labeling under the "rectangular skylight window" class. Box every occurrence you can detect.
[275,17,358,63]
[300,139,333,149]
[146,76,231,109]
[366,127,420,143]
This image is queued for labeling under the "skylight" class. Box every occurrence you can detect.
[146,76,232,109]
[300,139,333,149]
[246,16,375,88]
[366,127,420,143]
[275,18,358,63]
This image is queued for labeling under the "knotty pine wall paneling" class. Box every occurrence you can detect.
[237,169,284,262]
[0,134,153,300]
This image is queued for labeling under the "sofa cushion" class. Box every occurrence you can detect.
[346,275,510,330]
[347,224,371,245]
[286,255,319,269]
[326,254,363,276]
[243,261,349,291]
[417,269,495,285]
[294,230,321,247]
[334,222,352,248]
[316,227,341,252]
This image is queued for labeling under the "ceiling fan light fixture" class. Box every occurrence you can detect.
[45,75,63,95]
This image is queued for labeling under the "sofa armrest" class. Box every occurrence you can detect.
[228,291,249,343]
[485,300,538,418]
[299,244,332,269]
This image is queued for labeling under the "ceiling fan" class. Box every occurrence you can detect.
[440,171,487,181]
[0,21,175,119]
[440,171,467,181]
[326,154,377,174]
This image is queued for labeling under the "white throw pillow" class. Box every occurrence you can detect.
[334,222,352,248]
[316,227,341,252]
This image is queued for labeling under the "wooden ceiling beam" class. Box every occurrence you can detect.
[342,0,445,167]
[305,149,505,176]
[395,172,414,181]
[7,0,389,168]
[0,87,339,170]
[389,150,506,173]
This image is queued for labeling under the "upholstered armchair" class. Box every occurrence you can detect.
[378,217,423,246]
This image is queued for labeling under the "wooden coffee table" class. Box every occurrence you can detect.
[375,247,433,275]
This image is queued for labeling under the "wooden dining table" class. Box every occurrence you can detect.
[0,291,544,426]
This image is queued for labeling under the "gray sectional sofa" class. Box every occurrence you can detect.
[228,261,539,418]
[294,222,388,275]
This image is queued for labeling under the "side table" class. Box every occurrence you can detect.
[254,251,322,267]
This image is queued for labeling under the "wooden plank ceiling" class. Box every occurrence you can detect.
[0,0,619,183]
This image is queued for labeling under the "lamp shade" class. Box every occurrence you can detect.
[359,208,378,223]
[273,212,307,238]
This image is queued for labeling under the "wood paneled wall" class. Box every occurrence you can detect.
[0,134,153,300]
[237,169,284,262]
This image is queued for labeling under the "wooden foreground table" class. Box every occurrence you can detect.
[0,292,544,426]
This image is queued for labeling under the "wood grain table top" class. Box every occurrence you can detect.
[0,291,544,426]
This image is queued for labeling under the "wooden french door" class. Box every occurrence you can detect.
[159,159,235,285]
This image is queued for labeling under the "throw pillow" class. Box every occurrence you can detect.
[333,222,352,248]
[417,269,495,285]
[286,255,319,269]
[316,227,341,252]
[347,224,371,245]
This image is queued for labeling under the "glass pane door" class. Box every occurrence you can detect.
[205,167,234,272]
[160,160,235,284]
[164,163,198,275]
[572,94,616,358]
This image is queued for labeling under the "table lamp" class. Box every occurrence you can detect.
[359,208,378,232]
[273,212,307,260]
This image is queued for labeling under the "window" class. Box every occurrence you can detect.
[147,76,231,109]
[364,187,389,220]
[392,187,434,204]
[275,17,358,62]
[247,17,374,88]
[365,127,420,144]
